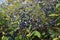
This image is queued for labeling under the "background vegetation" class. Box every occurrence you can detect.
[0,0,60,40]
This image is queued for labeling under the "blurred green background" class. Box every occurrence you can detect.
[0,0,60,40]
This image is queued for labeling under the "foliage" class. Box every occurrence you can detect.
[0,0,60,40]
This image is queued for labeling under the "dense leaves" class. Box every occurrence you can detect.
[0,0,60,40]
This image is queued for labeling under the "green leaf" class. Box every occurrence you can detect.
[15,36,20,40]
[2,36,9,40]
[57,23,60,25]
[9,31,13,35]
[56,4,60,10]
[49,14,60,17]
[31,31,41,38]
[53,38,58,40]
[56,4,60,8]
[15,35,22,40]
